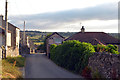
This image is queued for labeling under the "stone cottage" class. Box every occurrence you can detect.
[46,32,65,57]
[0,15,20,58]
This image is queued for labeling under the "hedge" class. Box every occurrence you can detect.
[50,40,95,74]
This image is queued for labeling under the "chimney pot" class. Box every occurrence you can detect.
[81,26,85,33]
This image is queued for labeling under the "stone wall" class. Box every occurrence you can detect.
[88,52,120,78]
[6,47,19,57]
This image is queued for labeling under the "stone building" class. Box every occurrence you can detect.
[46,32,65,57]
[0,15,20,58]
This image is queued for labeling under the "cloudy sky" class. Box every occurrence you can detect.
[0,0,119,32]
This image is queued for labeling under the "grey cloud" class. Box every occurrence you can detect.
[9,3,117,30]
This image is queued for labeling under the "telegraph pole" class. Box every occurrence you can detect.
[23,21,25,45]
[4,0,8,59]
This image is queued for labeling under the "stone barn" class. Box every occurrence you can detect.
[46,32,65,57]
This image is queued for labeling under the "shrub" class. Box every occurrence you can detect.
[94,44,119,54]
[50,44,57,61]
[106,44,119,54]
[37,44,44,50]
[50,40,95,74]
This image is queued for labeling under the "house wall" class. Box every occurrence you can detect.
[0,15,3,27]
[0,16,3,47]
[0,15,20,57]
[8,24,16,48]
[2,21,17,48]
[2,34,5,47]
[48,34,64,45]
[16,28,20,49]
[5,24,19,57]
[0,34,2,47]
[6,47,19,57]
[0,15,5,48]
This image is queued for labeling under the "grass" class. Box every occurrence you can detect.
[5,55,25,67]
[34,42,44,45]
[2,60,22,78]
[2,55,25,78]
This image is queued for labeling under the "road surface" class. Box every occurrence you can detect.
[25,53,83,78]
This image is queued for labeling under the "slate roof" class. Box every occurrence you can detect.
[65,32,120,45]
[8,22,20,29]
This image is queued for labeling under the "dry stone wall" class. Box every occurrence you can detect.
[88,52,120,78]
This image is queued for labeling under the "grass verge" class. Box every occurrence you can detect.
[2,55,25,78]
[5,55,25,67]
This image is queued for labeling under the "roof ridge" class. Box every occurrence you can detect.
[46,32,65,39]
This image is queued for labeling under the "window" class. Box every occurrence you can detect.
[7,32,11,46]
[54,38,62,44]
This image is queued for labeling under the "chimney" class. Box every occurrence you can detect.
[0,15,3,26]
[81,26,85,33]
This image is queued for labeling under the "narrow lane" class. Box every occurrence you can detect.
[25,53,83,78]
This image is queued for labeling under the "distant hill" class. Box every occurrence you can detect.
[21,30,76,38]
[20,31,76,45]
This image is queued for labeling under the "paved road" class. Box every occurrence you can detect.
[25,53,83,78]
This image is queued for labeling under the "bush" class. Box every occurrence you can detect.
[50,44,57,61]
[50,40,95,74]
[37,44,44,50]
[94,44,119,54]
